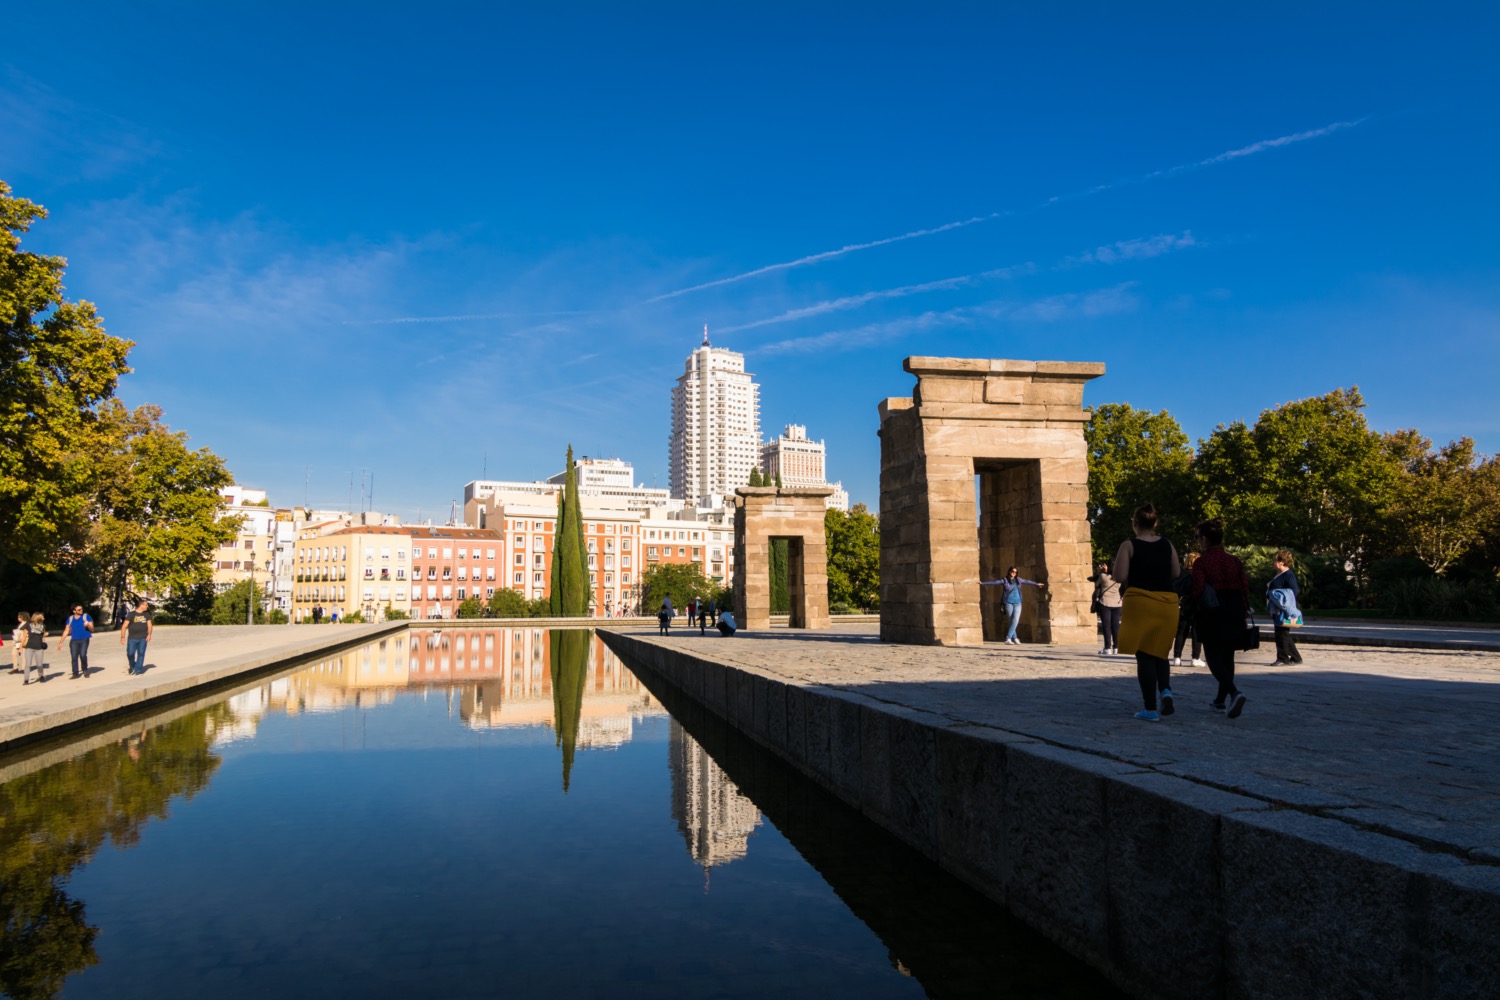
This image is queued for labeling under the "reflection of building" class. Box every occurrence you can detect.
[669,721,761,868]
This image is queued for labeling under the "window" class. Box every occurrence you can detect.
[457,587,466,600]
[486,568,495,580]
[533,572,543,585]
[514,572,523,584]
[442,548,452,559]
[622,555,631,568]
[457,567,467,580]
[396,568,406,580]
[381,546,391,560]
[678,547,686,557]
[514,553,524,565]
[428,547,437,558]
[515,535,524,547]
[457,548,467,560]
[486,548,495,560]
[648,546,657,558]
[442,586,452,600]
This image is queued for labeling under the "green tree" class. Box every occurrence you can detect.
[158,581,216,625]
[826,503,880,610]
[525,596,552,618]
[1084,402,1195,558]
[209,579,268,624]
[487,588,529,618]
[748,467,764,487]
[455,597,484,618]
[0,182,134,571]
[639,562,714,612]
[550,445,588,616]
[1386,436,1500,575]
[1197,389,1402,591]
[87,401,240,616]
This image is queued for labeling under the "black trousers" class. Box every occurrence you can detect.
[1098,606,1121,648]
[1199,601,1244,703]
[1135,653,1171,710]
[1173,614,1202,660]
[1274,625,1302,663]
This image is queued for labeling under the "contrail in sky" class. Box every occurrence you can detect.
[648,118,1367,303]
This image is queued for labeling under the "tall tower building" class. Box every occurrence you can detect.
[668,327,762,504]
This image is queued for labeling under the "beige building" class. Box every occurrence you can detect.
[760,424,850,511]
[211,485,279,597]
[291,525,414,622]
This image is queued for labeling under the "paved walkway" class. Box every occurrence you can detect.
[611,624,1500,864]
[0,622,402,750]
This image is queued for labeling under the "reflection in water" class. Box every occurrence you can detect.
[549,629,589,792]
[669,722,761,870]
[0,707,233,1000]
[635,666,1123,999]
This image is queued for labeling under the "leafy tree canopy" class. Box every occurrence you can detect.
[1084,403,1194,558]
[826,503,880,610]
[640,562,715,612]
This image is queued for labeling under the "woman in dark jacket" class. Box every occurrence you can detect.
[1267,550,1303,665]
[1191,518,1251,718]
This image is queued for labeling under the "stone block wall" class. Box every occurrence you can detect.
[879,357,1103,646]
[733,487,834,631]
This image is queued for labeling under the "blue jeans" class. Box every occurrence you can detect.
[126,638,148,674]
[1004,602,1023,641]
[69,639,91,676]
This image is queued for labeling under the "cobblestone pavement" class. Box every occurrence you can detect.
[612,624,1500,863]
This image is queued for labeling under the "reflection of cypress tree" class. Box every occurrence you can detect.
[548,629,591,792]
[0,706,228,999]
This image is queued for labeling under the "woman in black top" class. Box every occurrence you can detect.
[1113,504,1182,722]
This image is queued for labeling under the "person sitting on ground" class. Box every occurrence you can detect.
[716,610,737,637]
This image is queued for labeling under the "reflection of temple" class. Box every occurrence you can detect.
[215,630,663,749]
[669,721,761,868]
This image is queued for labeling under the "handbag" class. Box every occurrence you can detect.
[1238,613,1261,652]
[1089,594,1101,615]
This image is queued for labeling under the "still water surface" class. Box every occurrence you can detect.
[0,628,1115,999]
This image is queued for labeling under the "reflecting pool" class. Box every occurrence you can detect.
[0,628,1116,999]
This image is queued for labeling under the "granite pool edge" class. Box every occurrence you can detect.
[598,627,1500,1000]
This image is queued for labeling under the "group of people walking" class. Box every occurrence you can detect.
[1106,504,1292,722]
[657,596,737,637]
[8,600,154,685]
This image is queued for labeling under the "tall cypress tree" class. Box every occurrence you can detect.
[556,445,588,615]
[748,467,763,487]
[550,488,565,616]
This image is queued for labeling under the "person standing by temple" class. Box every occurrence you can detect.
[65,604,94,679]
[1113,504,1182,722]
[980,567,1046,644]
[120,598,154,675]
[1089,562,1122,655]
[1193,517,1251,718]
[1267,551,1304,665]
[10,612,26,674]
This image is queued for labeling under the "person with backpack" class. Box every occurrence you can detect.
[1267,551,1304,665]
[65,604,94,679]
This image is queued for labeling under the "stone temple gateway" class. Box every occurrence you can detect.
[878,357,1104,646]
[733,486,835,631]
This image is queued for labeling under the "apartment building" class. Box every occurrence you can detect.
[760,424,850,512]
[291,525,414,622]
[669,329,762,505]
[407,526,505,619]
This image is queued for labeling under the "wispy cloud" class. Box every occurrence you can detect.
[717,275,977,334]
[641,215,1002,305]
[1063,231,1199,267]
[345,309,591,326]
[651,119,1366,302]
[760,283,1141,356]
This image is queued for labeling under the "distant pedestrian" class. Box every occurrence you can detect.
[11,612,26,674]
[1089,562,1122,655]
[121,598,154,675]
[65,604,94,679]
[1114,504,1182,722]
[1192,518,1251,719]
[331,608,340,624]
[312,604,324,624]
[716,610,738,637]
[705,597,717,627]
[1171,553,1206,667]
[687,597,698,628]
[24,613,47,684]
[658,597,674,635]
[1267,551,1304,666]
[980,567,1046,644]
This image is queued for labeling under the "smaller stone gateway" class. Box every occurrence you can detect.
[733,487,835,631]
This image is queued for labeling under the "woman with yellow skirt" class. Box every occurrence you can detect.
[1113,504,1182,721]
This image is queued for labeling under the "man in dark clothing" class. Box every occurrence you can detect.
[121,599,154,675]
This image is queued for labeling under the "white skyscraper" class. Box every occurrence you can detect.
[669,327,762,504]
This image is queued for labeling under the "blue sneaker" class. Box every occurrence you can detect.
[1160,689,1175,716]
[1134,709,1160,722]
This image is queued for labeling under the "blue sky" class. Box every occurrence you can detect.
[4,3,1497,517]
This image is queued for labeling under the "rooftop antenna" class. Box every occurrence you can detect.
[702,322,710,347]
[369,472,375,513]
[303,466,310,508]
